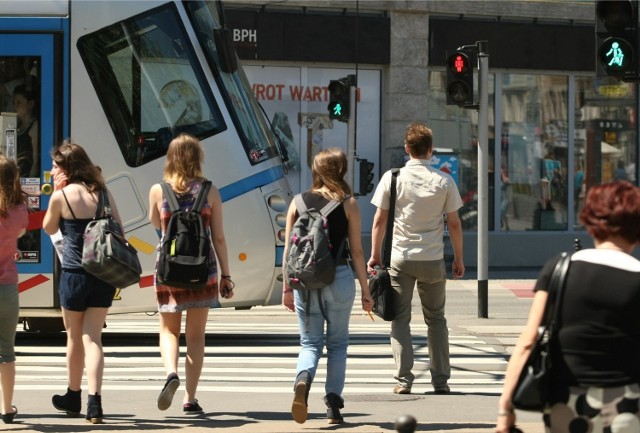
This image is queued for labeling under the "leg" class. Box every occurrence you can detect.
[389,259,416,390]
[414,259,450,390]
[61,308,86,391]
[294,290,325,379]
[183,307,209,405]
[157,311,182,410]
[159,312,182,377]
[0,283,19,416]
[323,266,355,396]
[82,307,109,395]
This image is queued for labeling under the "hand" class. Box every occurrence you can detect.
[452,257,465,279]
[367,258,380,273]
[282,291,294,313]
[361,292,374,312]
[53,172,68,191]
[220,278,234,299]
[495,412,516,433]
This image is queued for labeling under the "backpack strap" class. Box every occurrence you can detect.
[161,182,180,213]
[295,193,341,217]
[193,181,212,213]
[94,189,112,219]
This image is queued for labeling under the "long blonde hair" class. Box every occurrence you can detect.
[311,148,352,201]
[0,155,27,218]
[163,133,205,194]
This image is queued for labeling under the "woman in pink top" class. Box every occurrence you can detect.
[0,156,28,424]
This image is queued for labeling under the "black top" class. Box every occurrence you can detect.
[300,191,349,260]
[535,249,640,387]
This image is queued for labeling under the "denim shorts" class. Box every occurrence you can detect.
[59,269,117,311]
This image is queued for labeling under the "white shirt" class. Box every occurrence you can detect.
[371,159,463,261]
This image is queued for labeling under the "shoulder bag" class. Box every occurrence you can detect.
[512,252,571,412]
[368,169,400,321]
[82,189,142,288]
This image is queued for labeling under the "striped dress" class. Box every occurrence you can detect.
[155,180,220,312]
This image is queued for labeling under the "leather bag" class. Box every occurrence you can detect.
[512,252,571,411]
[82,190,142,288]
[369,169,399,321]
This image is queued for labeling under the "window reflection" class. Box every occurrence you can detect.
[574,76,636,227]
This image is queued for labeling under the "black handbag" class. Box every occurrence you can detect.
[369,169,399,321]
[512,252,571,412]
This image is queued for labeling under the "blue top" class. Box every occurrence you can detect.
[60,218,91,270]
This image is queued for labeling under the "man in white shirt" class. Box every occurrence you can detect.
[368,122,464,395]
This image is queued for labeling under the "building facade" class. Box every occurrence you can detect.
[225,0,638,268]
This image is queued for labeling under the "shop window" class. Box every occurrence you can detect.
[574,76,637,228]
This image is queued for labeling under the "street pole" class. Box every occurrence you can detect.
[347,75,357,190]
[477,41,489,318]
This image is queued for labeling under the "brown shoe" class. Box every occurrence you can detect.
[393,384,411,394]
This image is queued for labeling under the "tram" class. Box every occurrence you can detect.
[0,1,292,331]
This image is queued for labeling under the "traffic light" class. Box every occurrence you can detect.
[328,78,350,122]
[358,159,374,195]
[595,0,639,80]
[446,50,474,106]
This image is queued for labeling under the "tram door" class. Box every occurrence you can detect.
[0,34,58,307]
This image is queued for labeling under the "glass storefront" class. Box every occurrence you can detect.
[428,71,637,233]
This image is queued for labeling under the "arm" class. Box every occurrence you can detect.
[148,184,162,229]
[43,190,63,235]
[446,210,464,279]
[343,197,374,312]
[367,207,388,271]
[208,186,233,298]
[496,290,547,433]
[281,200,298,312]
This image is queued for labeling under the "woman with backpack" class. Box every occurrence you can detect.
[43,142,122,423]
[148,133,234,414]
[282,147,373,424]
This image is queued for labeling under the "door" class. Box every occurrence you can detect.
[0,33,58,306]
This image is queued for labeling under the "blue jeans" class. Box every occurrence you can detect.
[294,265,355,396]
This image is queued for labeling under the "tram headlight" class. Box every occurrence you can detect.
[275,213,286,228]
[277,229,286,242]
[267,194,287,213]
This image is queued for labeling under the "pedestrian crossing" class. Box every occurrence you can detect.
[14,312,508,396]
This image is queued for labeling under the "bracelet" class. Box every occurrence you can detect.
[283,288,293,294]
[221,275,231,279]
[497,409,514,417]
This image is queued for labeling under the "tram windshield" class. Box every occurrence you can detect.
[185,0,279,165]
[77,3,226,167]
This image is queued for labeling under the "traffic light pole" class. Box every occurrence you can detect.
[477,41,489,318]
[347,79,357,190]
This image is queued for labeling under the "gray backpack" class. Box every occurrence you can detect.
[285,194,345,291]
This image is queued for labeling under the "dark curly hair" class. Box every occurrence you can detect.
[579,180,640,243]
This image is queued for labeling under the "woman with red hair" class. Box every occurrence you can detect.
[497,180,640,433]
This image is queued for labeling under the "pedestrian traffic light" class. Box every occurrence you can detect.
[446,51,474,106]
[595,0,639,80]
[358,159,374,195]
[328,78,350,122]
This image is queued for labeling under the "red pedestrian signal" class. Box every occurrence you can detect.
[446,51,474,106]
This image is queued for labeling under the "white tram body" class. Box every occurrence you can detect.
[0,1,292,328]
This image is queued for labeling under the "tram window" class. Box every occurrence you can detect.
[77,3,226,167]
[185,1,279,165]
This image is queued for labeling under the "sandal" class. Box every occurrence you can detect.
[2,406,17,424]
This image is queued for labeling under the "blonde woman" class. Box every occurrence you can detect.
[149,133,233,414]
[0,156,28,424]
[43,142,121,423]
[283,148,374,424]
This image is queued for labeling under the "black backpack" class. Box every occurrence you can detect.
[156,181,212,289]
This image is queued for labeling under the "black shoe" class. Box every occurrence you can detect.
[324,392,344,424]
[183,400,204,414]
[52,388,81,417]
[85,394,103,424]
[1,406,17,424]
[157,373,180,411]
